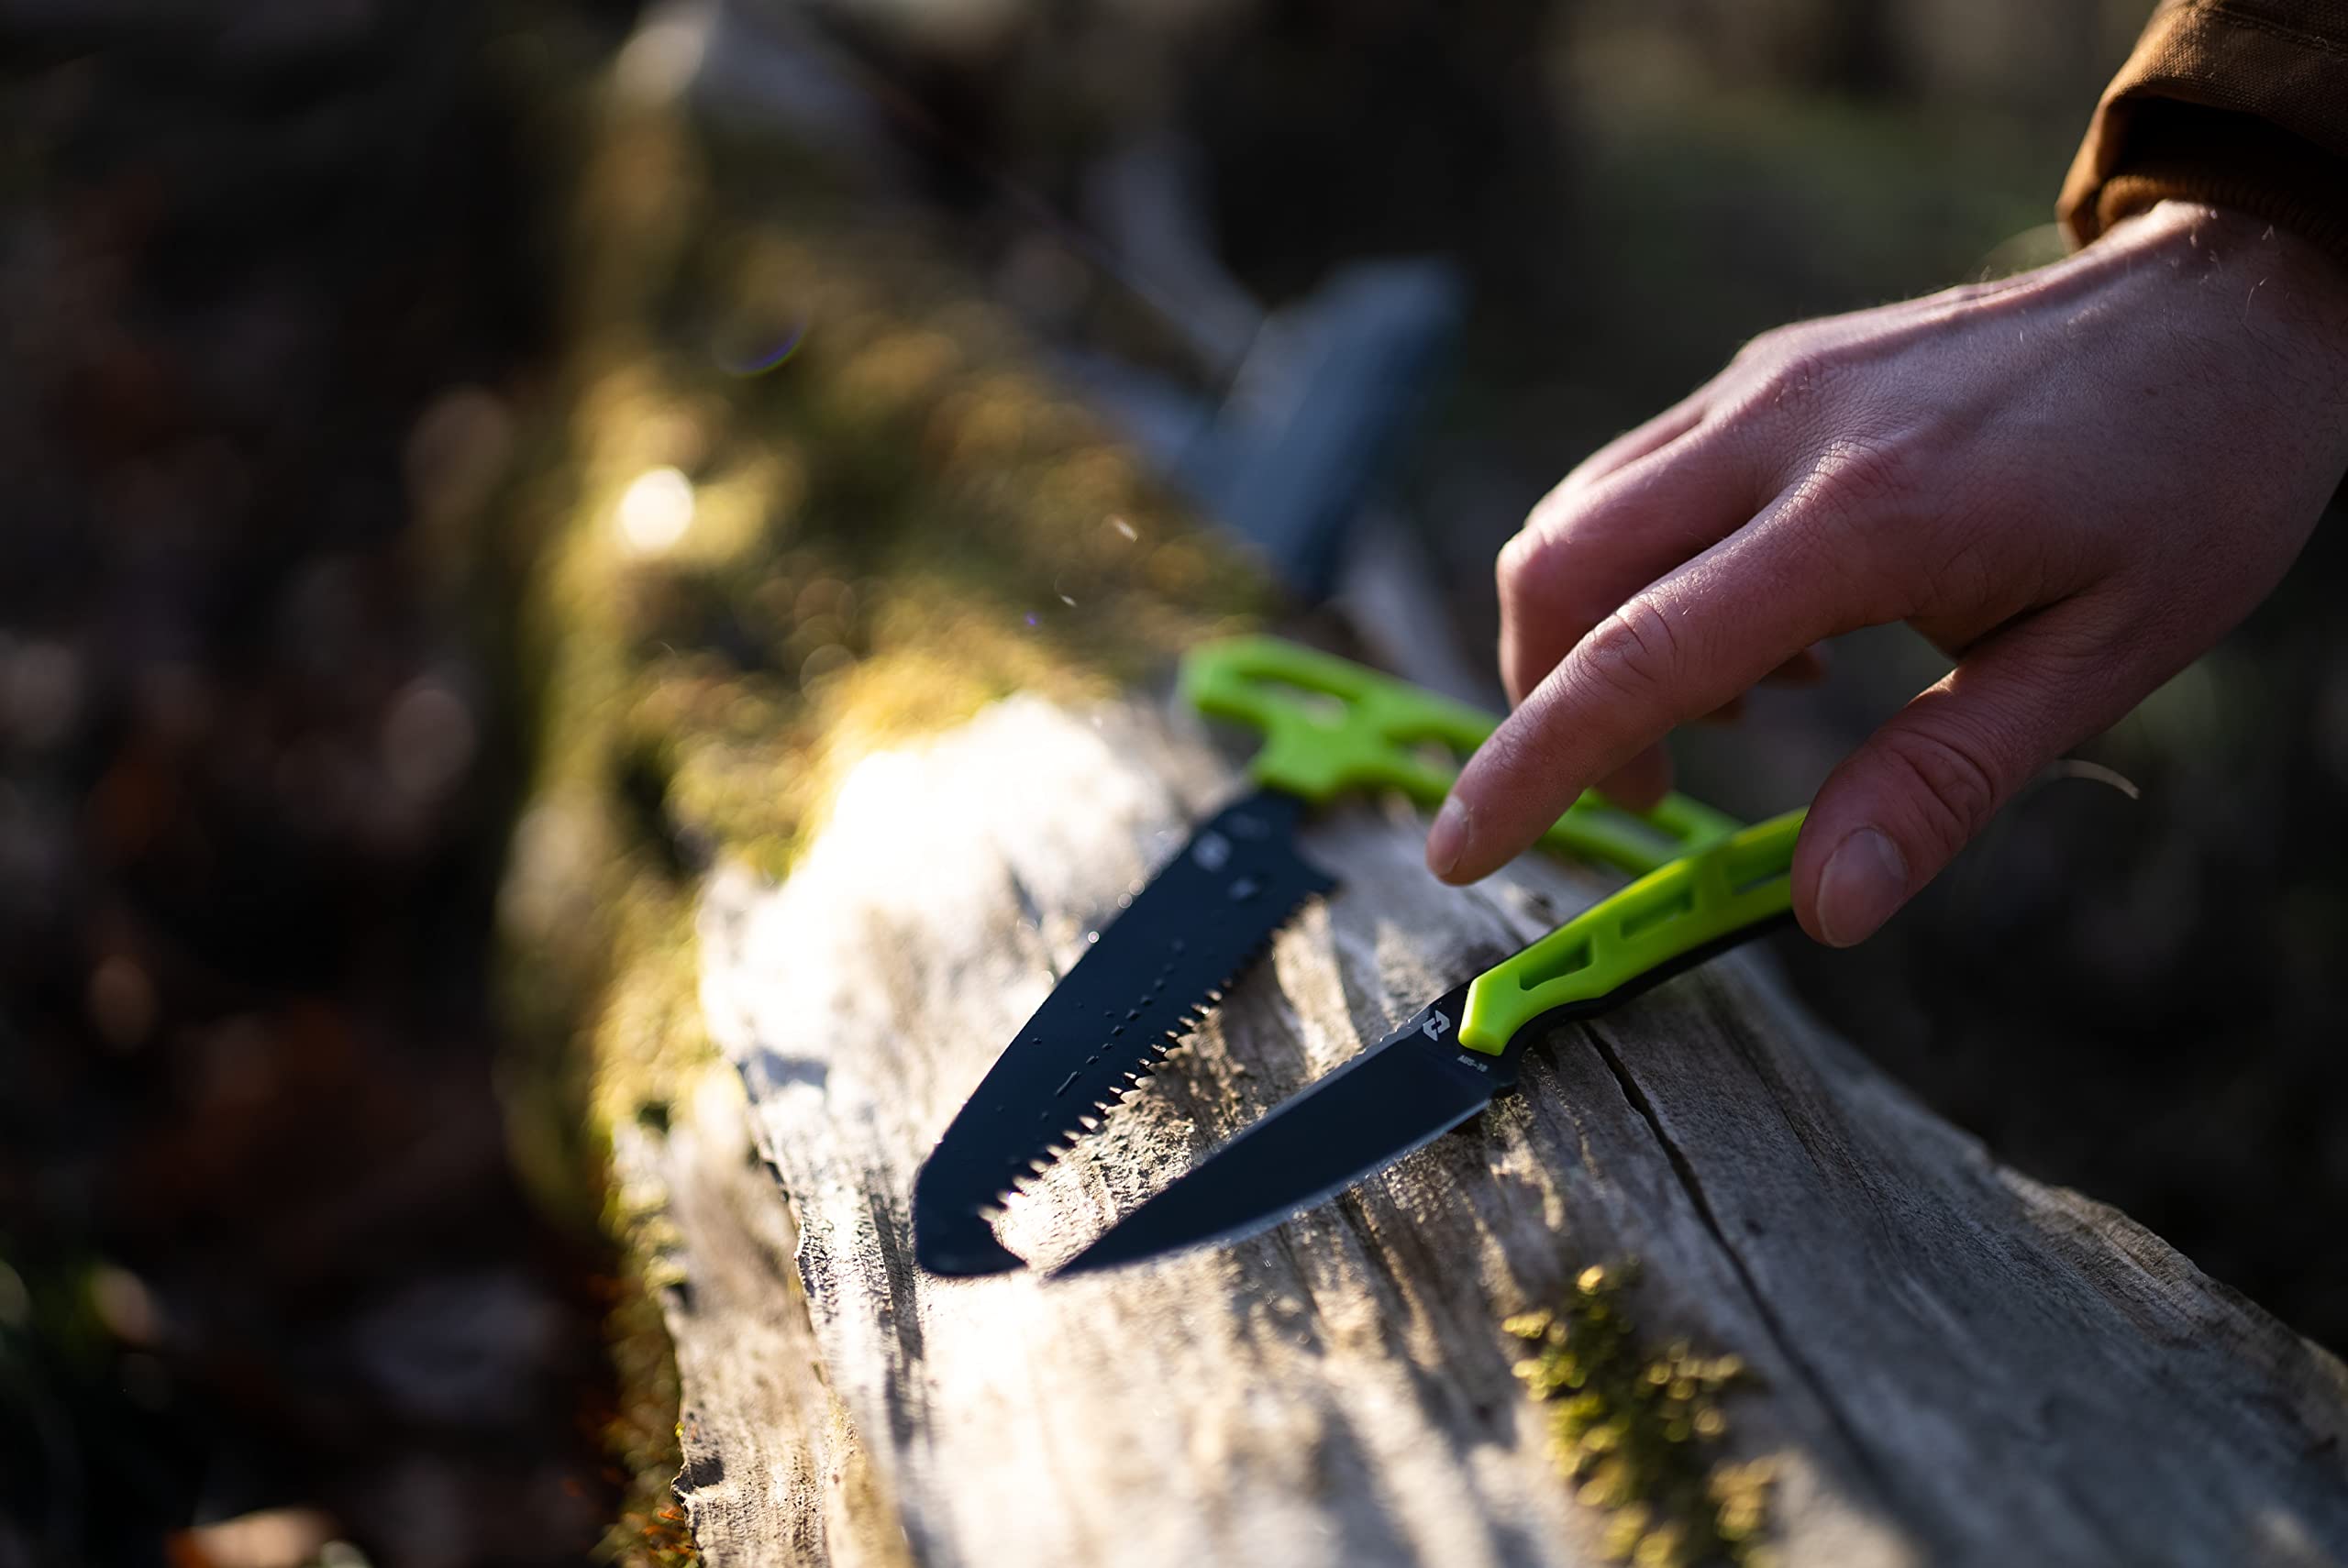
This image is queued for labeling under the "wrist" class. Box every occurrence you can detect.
[2098,201,2348,393]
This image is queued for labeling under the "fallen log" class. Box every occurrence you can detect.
[621,690,2348,1568]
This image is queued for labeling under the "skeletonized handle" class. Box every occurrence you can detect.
[1456,810,1807,1055]
[1181,635,1741,876]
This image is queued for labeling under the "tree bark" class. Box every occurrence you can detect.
[622,691,2348,1568]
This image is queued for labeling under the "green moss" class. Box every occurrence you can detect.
[1506,1262,1775,1568]
[595,1253,701,1568]
[482,36,1272,1562]
[515,101,1271,1156]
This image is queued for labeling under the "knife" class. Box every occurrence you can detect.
[1054,809,1806,1276]
[912,635,1744,1276]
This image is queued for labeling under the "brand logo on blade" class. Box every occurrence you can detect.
[1421,1010,1451,1041]
[1192,832,1232,871]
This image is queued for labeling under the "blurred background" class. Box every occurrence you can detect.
[5,0,2343,1563]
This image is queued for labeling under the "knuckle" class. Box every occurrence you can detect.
[1796,433,1913,523]
[1816,433,1917,509]
[1876,723,2005,853]
[1759,346,1846,414]
[1553,447,1612,501]
[1523,477,1590,542]
[1776,434,1918,577]
[1495,529,1542,609]
[1497,505,1581,606]
[1497,525,1540,586]
[1733,322,1802,368]
[1574,597,1686,707]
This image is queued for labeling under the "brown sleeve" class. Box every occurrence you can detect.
[2060,0,2348,267]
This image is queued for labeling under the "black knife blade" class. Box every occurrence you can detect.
[1053,982,1507,1277]
[913,787,1335,1275]
[1047,809,1810,1278]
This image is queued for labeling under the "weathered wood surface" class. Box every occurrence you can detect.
[627,692,2348,1568]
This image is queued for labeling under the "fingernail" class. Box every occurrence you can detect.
[1816,827,1907,946]
[1427,797,1472,879]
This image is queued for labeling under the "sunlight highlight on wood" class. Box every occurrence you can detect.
[625,696,2348,1568]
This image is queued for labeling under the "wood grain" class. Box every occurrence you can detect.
[637,693,2348,1567]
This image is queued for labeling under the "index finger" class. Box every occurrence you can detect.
[1428,497,1878,883]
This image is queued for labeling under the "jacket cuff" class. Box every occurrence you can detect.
[2091,119,2348,274]
[2060,0,2348,272]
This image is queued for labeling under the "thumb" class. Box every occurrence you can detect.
[1793,602,2133,946]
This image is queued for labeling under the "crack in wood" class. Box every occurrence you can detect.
[1583,1014,1910,1521]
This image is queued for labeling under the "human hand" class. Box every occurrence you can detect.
[1429,202,2348,944]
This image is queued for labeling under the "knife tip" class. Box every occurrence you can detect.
[911,1209,1031,1278]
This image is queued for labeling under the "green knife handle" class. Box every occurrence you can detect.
[1181,635,1741,876]
[1456,809,1806,1055]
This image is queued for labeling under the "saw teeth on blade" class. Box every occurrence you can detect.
[983,935,1283,1203]
[953,784,1345,1222]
